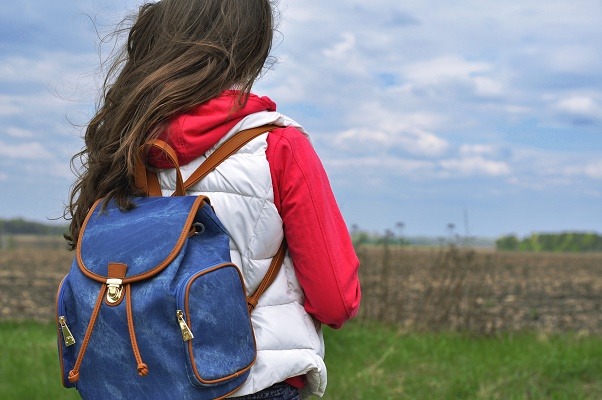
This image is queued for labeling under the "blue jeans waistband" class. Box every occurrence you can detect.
[229,382,300,400]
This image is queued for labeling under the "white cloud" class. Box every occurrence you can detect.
[323,32,356,59]
[1,91,70,117]
[553,95,600,118]
[0,140,53,160]
[473,77,504,97]
[585,161,602,179]
[0,52,97,94]
[327,156,435,177]
[0,56,59,84]
[329,100,450,157]
[258,66,308,103]
[332,126,448,157]
[0,96,21,116]
[402,55,492,85]
[546,45,601,74]
[23,160,73,179]
[5,127,34,138]
[503,105,531,114]
[508,146,602,191]
[459,144,498,157]
[439,156,511,177]
[326,152,512,180]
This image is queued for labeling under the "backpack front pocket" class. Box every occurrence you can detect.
[176,263,256,388]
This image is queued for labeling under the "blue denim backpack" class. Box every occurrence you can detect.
[56,125,284,399]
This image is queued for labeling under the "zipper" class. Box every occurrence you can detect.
[176,310,194,341]
[56,277,76,347]
[175,273,197,342]
[59,316,76,347]
[175,263,256,387]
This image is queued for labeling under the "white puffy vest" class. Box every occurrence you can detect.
[158,111,327,398]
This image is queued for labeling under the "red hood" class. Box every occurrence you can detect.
[150,90,276,168]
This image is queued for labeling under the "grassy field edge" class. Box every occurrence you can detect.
[3,320,602,399]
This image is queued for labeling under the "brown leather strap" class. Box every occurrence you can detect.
[184,124,285,313]
[135,139,185,196]
[183,124,279,191]
[247,238,287,313]
[68,285,107,383]
[125,284,148,377]
[136,124,286,313]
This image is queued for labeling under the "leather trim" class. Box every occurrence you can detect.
[215,383,250,400]
[183,263,257,384]
[108,262,128,279]
[76,196,207,284]
[105,263,127,306]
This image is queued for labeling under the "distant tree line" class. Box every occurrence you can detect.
[0,218,67,236]
[350,225,495,248]
[496,232,602,253]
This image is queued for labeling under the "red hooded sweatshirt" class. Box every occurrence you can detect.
[154,91,361,387]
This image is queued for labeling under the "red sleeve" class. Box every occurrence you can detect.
[266,127,361,329]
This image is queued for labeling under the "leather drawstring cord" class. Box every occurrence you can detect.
[68,284,148,383]
[126,284,148,376]
[68,285,107,383]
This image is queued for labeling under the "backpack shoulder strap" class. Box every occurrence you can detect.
[184,123,286,312]
[183,124,279,191]
[137,124,279,196]
[247,238,287,313]
[184,125,287,314]
[137,124,286,312]
[135,139,186,197]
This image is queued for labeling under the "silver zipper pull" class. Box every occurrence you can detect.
[59,316,76,347]
[176,310,194,342]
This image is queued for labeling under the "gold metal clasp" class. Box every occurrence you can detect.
[176,310,194,342]
[106,278,123,304]
[59,316,76,347]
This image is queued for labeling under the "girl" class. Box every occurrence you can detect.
[65,0,361,398]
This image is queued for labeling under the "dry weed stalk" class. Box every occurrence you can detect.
[414,245,494,334]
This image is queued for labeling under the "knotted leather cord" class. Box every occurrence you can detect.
[68,285,107,383]
[125,284,148,376]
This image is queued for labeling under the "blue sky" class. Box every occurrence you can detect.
[1,0,600,238]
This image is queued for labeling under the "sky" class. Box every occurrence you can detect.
[1,0,601,238]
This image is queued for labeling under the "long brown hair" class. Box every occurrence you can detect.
[65,0,275,249]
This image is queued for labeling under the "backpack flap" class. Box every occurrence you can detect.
[77,195,210,282]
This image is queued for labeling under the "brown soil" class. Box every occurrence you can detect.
[2,246,602,335]
[0,249,73,322]
[356,246,602,334]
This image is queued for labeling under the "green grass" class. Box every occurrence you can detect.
[2,321,602,399]
[0,321,80,399]
[322,323,602,399]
